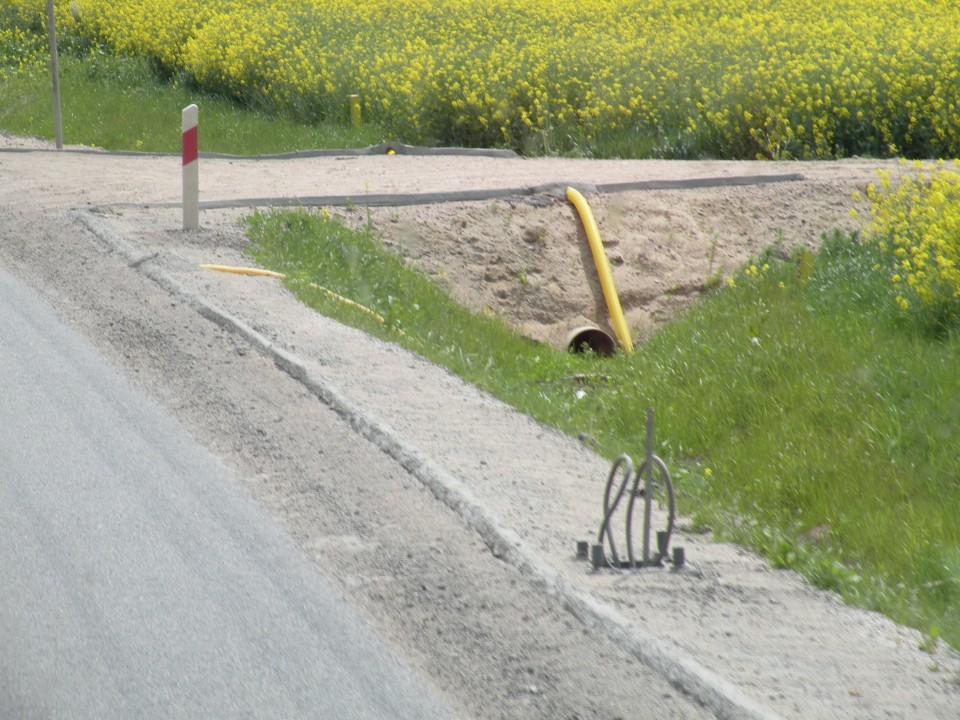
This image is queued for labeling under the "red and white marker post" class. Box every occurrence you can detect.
[182,104,199,230]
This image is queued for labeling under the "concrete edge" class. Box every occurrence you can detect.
[0,141,519,160]
[96,174,803,211]
[71,208,785,720]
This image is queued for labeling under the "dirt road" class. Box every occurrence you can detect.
[2,132,958,719]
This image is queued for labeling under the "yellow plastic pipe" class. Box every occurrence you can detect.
[200,264,285,279]
[199,264,394,330]
[565,187,634,354]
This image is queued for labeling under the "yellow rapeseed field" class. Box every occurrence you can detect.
[865,161,960,328]
[0,4,45,80]
[5,0,960,158]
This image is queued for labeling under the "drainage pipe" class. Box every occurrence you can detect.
[565,324,617,356]
[565,187,633,354]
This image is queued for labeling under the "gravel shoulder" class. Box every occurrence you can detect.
[2,134,958,719]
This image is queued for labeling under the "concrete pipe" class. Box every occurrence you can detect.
[566,324,617,356]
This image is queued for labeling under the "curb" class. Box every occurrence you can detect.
[72,208,785,720]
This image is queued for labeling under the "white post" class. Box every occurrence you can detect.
[182,104,199,231]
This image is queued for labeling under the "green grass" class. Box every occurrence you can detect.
[248,212,960,652]
[0,51,382,153]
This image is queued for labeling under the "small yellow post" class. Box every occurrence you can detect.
[349,94,361,127]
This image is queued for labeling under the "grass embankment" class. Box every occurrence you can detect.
[0,44,380,153]
[247,211,960,652]
[3,19,957,652]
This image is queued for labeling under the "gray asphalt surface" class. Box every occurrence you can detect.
[0,264,453,720]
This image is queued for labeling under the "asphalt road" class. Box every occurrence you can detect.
[0,263,453,719]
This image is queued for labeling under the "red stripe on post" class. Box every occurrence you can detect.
[182,125,198,166]
[182,104,199,230]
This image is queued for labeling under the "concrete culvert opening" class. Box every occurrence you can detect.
[566,325,617,356]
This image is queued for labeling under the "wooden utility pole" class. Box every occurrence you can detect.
[46,0,63,149]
